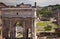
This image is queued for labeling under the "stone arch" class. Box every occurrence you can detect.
[12,19,23,38]
[1,7,37,39]
[9,18,23,38]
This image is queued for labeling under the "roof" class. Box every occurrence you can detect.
[0,2,7,6]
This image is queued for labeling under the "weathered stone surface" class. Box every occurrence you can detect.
[0,2,37,39]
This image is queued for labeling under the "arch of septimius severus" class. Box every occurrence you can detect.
[0,2,37,39]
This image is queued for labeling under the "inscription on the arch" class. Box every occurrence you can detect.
[2,8,35,18]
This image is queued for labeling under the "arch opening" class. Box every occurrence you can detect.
[15,21,23,38]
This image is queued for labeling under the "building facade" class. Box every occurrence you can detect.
[0,2,37,39]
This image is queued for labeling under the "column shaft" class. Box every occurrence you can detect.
[10,20,14,39]
[23,20,26,39]
[31,19,36,39]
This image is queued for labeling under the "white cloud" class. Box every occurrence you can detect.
[29,0,46,3]
[29,0,60,6]
[0,0,15,2]
[0,0,60,6]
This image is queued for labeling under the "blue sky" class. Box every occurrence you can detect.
[0,0,60,7]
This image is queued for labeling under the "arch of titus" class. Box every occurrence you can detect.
[0,2,37,39]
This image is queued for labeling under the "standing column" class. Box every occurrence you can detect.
[2,20,9,39]
[10,19,13,39]
[2,19,5,39]
[13,26,16,38]
[57,10,60,27]
[12,26,15,39]
[10,19,11,39]
[23,20,26,39]
[31,19,36,39]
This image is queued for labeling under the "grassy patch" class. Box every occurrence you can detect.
[36,21,57,33]
[36,21,50,27]
[36,21,57,28]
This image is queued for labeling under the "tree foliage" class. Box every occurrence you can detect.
[52,4,60,10]
[37,7,53,18]
[37,4,60,18]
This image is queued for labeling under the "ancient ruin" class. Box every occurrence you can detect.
[0,2,37,39]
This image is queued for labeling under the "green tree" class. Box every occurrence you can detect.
[52,4,60,10]
[36,4,60,20]
[37,7,53,18]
